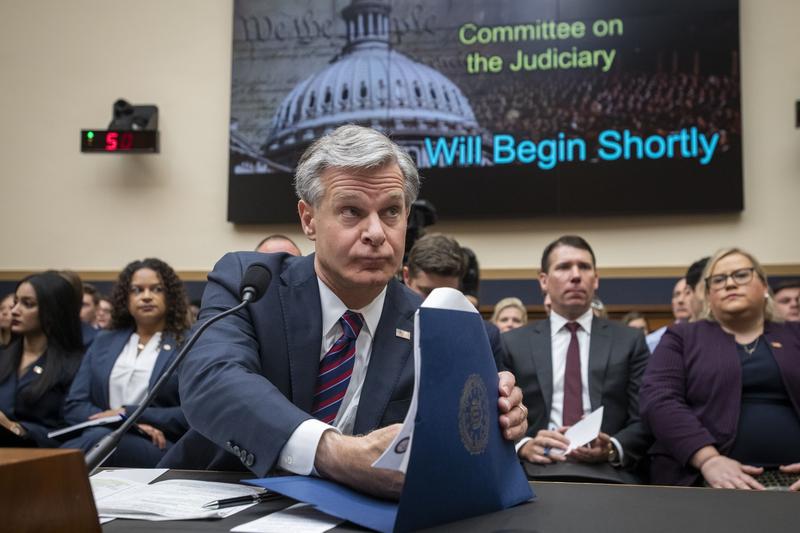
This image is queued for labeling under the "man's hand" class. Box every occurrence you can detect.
[137,423,167,449]
[569,432,612,464]
[518,428,570,464]
[700,455,764,490]
[779,463,800,491]
[314,424,405,500]
[89,407,125,420]
[497,371,527,441]
[0,410,14,432]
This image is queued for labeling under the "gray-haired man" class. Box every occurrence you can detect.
[162,125,528,499]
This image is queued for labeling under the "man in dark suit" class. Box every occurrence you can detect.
[163,125,528,499]
[502,235,650,480]
[402,233,503,367]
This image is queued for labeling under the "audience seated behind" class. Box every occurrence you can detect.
[772,279,800,322]
[491,297,528,333]
[646,277,691,353]
[0,272,84,447]
[622,311,649,334]
[0,293,13,349]
[59,270,98,350]
[95,295,113,330]
[402,233,503,367]
[590,295,608,319]
[503,235,652,483]
[60,258,190,467]
[81,282,100,329]
[640,248,800,490]
[255,234,302,256]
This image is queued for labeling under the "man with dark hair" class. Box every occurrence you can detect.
[255,234,302,256]
[163,125,527,499]
[81,283,99,326]
[402,233,465,296]
[773,279,800,322]
[684,257,710,321]
[403,233,503,367]
[502,235,651,481]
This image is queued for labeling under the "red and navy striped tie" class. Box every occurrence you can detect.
[311,310,364,424]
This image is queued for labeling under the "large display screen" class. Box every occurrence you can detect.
[228,0,741,223]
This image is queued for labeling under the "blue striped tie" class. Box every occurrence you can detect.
[311,310,364,424]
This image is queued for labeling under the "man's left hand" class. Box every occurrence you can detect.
[568,432,612,463]
[497,371,528,441]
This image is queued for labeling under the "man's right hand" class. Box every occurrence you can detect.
[518,428,570,464]
[314,424,405,500]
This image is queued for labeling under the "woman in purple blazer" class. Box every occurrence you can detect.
[641,247,800,490]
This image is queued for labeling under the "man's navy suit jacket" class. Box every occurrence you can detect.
[162,252,424,475]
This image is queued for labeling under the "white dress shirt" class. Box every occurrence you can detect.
[108,332,162,409]
[277,279,386,475]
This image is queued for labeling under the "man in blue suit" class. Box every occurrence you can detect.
[163,125,528,499]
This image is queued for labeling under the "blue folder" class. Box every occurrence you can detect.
[247,295,533,532]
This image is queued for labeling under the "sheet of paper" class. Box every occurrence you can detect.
[47,413,124,438]
[562,406,604,454]
[90,468,167,502]
[373,287,477,473]
[97,479,262,521]
[231,503,342,533]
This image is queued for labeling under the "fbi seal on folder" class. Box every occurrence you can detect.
[458,374,490,455]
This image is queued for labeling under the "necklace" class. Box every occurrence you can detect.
[739,337,759,355]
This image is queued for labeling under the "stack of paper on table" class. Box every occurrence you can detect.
[90,470,262,521]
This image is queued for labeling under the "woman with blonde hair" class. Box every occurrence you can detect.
[641,247,800,490]
[491,297,528,333]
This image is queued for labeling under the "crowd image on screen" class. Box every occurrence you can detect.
[471,70,740,151]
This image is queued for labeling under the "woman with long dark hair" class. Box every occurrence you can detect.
[62,258,191,466]
[0,272,84,446]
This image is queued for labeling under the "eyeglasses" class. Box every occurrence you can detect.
[705,267,755,291]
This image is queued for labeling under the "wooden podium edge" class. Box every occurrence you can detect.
[0,448,100,533]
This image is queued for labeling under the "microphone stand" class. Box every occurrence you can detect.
[85,291,257,475]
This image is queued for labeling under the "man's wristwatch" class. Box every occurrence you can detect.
[606,442,619,464]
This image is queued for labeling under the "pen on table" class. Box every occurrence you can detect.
[202,491,281,509]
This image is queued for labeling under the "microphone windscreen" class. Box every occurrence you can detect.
[240,263,272,302]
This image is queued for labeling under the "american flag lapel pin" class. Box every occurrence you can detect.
[395,328,411,340]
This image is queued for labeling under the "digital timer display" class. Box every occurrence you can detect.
[80,130,159,153]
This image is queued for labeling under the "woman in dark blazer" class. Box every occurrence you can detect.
[62,258,191,467]
[641,247,800,490]
[0,272,84,447]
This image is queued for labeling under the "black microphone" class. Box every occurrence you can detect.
[85,263,272,474]
[240,263,271,303]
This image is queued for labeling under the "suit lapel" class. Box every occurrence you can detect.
[279,255,322,413]
[98,330,133,409]
[353,280,415,434]
[588,317,611,410]
[148,332,177,389]
[528,320,554,416]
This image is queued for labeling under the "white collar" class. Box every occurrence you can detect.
[317,278,386,337]
[549,308,594,337]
